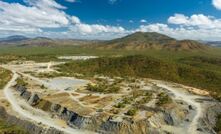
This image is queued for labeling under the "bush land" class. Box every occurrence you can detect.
[57,55,221,100]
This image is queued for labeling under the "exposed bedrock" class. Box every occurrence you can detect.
[13,85,176,134]
[101,118,150,134]
[47,101,164,134]
[16,85,40,105]
[200,102,221,134]
[14,85,220,134]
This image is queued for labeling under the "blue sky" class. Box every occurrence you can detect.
[64,0,220,25]
[1,0,221,40]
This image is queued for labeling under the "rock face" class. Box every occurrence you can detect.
[14,85,159,134]
[16,85,40,105]
[13,85,220,134]
[28,93,40,106]
[201,102,221,134]
[164,112,174,125]
[100,119,150,134]
[21,91,31,101]
[38,100,169,134]
[51,103,96,130]
[16,85,26,94]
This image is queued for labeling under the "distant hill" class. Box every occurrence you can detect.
[90,32,208,51]
[0,33,209,50]
[202,41,221,47]
[0,35,29,43]
[0,36,95,47]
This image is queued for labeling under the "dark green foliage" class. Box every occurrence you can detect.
[156,93,172,106]
[86,83,120,93]
[0,120,28,134]
[179,56,221,67]
[122,97,133,104]
[40,84,46,89]
[0,68,11,89]
[114,97,133,108]
[125,108,137,116]
[136,92,153,105]
[16,78,27,87]
[58,55,221,99]
[214,114,221,133]
[86,83,106,93]
[114,103,126,108]
[58,55,179,80]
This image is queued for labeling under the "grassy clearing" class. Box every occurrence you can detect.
[16,77,28,87]
[0,68,11,89]
[0,119,28,134]
[214,114,221,133]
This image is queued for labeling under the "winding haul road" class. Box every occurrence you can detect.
[156,82,203,134]
[3,71,93,134]
[1,63,205,134]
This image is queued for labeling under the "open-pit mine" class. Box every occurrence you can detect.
[0,56,220,134]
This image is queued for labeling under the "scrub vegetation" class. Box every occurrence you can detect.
[214,114,221,133]
[0,119,29,134]
[0,68,11,89]
[57,55,221,100]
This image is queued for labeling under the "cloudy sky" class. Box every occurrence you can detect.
[1,0,221,40]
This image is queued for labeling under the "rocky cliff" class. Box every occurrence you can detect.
[14,85,164,134]
[12,85,221,134]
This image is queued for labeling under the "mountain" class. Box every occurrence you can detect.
[0,33,209,50]
[18,38,97,47]
[0,35,29,43]
[90,32,208,51]
[202,41,221,47]
[0,36,95,47]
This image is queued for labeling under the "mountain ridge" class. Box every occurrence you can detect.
[0,35,29,43]
[88,32,208,51]
[0,32,209,51]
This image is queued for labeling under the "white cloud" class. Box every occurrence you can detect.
[2,0,221,41]
[140,19,147,23]
[212,0,221,10]
[168,14,189,25]
[0,0,128,40]
[138,23,169,33]
[168,14,221,29]
[68,15,127,39]
[0,0,69,31]
[136,18,221,41]
[71,16,81,24]
[70,23,125,35]
[24,0,66,9]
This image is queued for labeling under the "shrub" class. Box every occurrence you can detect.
[214,114,221,133]
[114,102,126,108]
[16,77,27,86]
[156,93,172,106]
[125,108,137,116]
